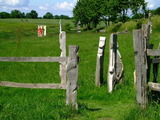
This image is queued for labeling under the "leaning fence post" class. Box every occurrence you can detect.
[95,37,106,87]
[66,45,79,110]
[133,29,148,109]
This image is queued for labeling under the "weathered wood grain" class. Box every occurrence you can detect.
[133,29,148,109]
[147,49,160,56]
[151,58,160,63]
[148,82,160,92]
[66,45,79,110]
[108,33,123,93]
[0,81,66,89]
[95,36,106,87]
[59,31,67,85]
[0,57,66,62]
[108,34,117,93]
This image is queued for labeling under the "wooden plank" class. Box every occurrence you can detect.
[116,50,124,81]
[108,33,120,93]
[95,36,106,87]
[0,81,66,89]
[148,82,160,92]
[0,57,66,62]
[147,49,160,56]
[66,45,79,110]
[151,58,160,63]
[133,29,148,109]
[108,34,117,93]
[59,31,67,85]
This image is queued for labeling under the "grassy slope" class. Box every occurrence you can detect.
[0,19,160,120]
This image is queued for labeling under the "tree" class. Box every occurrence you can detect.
[153,7,160,15]
[130,0,147,19]
[10,9,23,18]
[0,12,10,18]
[117,0,130,23]
[73,0,104,29]
[59,15,70,19]
[43,12,53,19]
[54,15,60,19]
[26,10,38,19]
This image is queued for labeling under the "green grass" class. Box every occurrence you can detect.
[0,19,160,120]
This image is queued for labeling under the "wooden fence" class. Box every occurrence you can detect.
[133,24,160,109]
[0,45,79,110]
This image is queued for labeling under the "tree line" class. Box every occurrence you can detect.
[73,0,160,29]
[0,9,71,19]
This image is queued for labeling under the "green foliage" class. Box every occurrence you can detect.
[0,12,10,18]
[43,12,53,19]
[118,21,137,32]
[10,9,25,18]
[73,0,104,29]
[64,23,72,31]
[152,15,160,32]
[27,10,38,19]
[106,23,122,33]
[73,0,147,30]
[55,15,70,19]
[136,20,143,29]
[151,7,160,15]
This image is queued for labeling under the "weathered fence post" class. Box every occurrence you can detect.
[133,29,148,109]
[108,33,123,93]
[148,12,152,34]
[95,37,106,87]
[66,45,79,110]
[59,31,67,85]
[77,21,81,34]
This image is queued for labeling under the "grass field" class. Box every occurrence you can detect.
[0,18,160,120]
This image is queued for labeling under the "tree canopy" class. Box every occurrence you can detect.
[73,0,148,29]
[43,12,53,19]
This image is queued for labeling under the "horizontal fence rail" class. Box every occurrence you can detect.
[148,82,160,92]
[151,58,160,63]
[0,81,66,89]
[0,57,67,62]
[147,49,160,56]
[0,45,79,110]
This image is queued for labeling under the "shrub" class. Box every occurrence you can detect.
[64,23,72,31]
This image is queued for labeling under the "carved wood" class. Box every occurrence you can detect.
[66,45,79,110]
[108,33,123,93]
[59,31,67,85]
[95,36,106,87]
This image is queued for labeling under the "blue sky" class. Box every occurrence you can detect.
[0,0,160,17]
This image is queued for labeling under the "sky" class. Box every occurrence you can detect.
[0,0,160,17]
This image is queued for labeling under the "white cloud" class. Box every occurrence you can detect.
[145,0,160,9]
[0,0,29,6]
[55,2,74,10]
[148,4,155,9]
[39,6,48,10]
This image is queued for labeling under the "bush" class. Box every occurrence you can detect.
[64,23,72,31]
